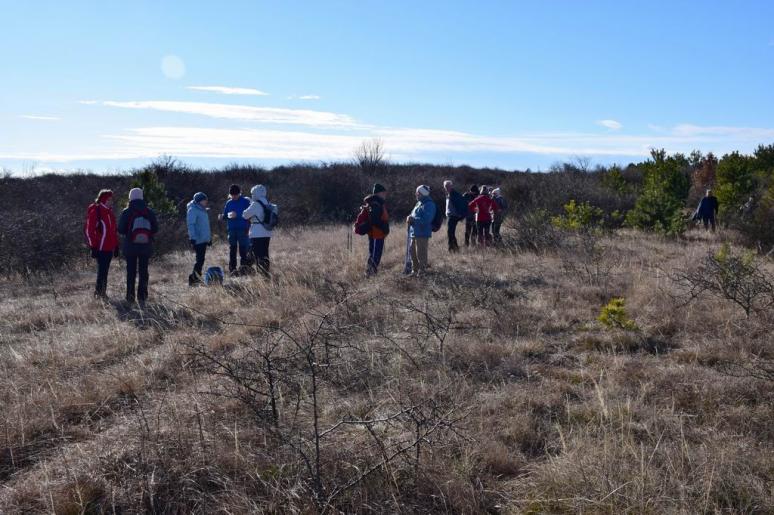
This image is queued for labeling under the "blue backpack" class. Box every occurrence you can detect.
[204,266,224,285]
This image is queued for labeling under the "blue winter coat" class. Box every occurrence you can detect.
[223,196,251,232]
[187,201,212,244]
[409,197,436,239]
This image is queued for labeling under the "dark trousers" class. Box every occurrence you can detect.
[447,215,462,252]
[464,218,477,246]
[193,243,207,276]
[94,251,113,297]
[702,216,716,231]
[126,254,150,302]
[477,221,492,246]
[228,230,251,272]
[250,237,271,276]
[367,237,385,275]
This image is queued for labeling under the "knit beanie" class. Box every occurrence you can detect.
[372,183,386,195]
[128,188,143,201]
[492,188,501,197]
[193,192,208,204]
[416,185,430,197]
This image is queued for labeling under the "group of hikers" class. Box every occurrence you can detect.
[83,179,508,303]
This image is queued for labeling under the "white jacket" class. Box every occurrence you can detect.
[242,185,277,238]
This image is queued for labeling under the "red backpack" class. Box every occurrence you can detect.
[127,208,153,244]
[353,206,371,235]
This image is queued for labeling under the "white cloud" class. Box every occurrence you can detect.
[101,100,358,127]
[187,86,269,96]
[77,100,99,105]
[298,95,321,100]
[19,115,60,121]
[597,119,623,130]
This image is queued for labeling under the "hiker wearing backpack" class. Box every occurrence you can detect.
[443,180,467,252]
[406,185,436,277]
[186,192,212,286]
[84,189,119,299]
[491,188,508,244]
[117,188,159,305]
[354,183,390,276]
[462,185,479,247]
[242,184,278,277]
[219,184,251,275]
[468,185,500,246]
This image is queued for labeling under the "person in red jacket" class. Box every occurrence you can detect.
[468,186,500,246]
[84,189,119,298]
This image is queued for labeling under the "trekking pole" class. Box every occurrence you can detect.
[346,229,352,252]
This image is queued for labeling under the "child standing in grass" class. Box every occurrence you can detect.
[186,192,212,286]
[84,189,119,299]
[406,185,436,277]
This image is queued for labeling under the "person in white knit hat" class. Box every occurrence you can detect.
[405,185,436,276]
[117,187,158,305]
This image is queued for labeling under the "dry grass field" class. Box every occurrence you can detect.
[0,224,772,513]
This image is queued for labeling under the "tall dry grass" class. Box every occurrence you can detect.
[0,224,772,513]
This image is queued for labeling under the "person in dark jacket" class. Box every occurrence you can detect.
[462,184,479,247]
[694,189,719,231]
[117,188,159,305]
[443,180,466,252]
[363,183,390,276]
[187,192,212,285]
[84,189,119,298]
[219,184,252,274]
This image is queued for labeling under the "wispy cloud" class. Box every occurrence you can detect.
[597,119,623,130]
[298,95,321,100]
[19,115,60,121]
[77,100,99,105]
[187,85,269,96]
[100,100,357,127]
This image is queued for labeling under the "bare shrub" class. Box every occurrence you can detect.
[353,138,385,174]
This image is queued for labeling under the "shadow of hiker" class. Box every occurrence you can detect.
[111,299,209,331]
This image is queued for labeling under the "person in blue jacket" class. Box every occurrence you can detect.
[187,192,212,285]
[219,184,252,274]
[406,185,436,276]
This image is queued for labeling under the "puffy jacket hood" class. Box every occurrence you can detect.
[187,199,207,211]
[251,185,267,200]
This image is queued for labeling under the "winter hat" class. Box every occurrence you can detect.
[372,183,386,195]
[193,192,208,204]
[128,188,143,201]
[229,184,241,195]
[96,189,113,203]
[416,185,430,197]
[250,184,267,200]
[481,185,490,195]
[492,188,501,197]
[470,184,480,194]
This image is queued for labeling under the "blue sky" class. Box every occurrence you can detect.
[2,0,774,173]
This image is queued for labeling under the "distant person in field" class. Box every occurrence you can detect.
[469,185,500,246]
[242,184,278,277]
[463,184,480,247]
[84,189,119,299]
[406,185,436,276]
[357,183,390,276]
[117,188,159,305]
[694,189,719,231]
[491,188,508,244]
[186,192,212,286]
[219,184,251,275]
[443,180,468,252]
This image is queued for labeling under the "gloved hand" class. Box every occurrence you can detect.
[90,248,98,259]
[207,240,212,247]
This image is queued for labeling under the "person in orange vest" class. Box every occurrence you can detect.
[84,189,119,298]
